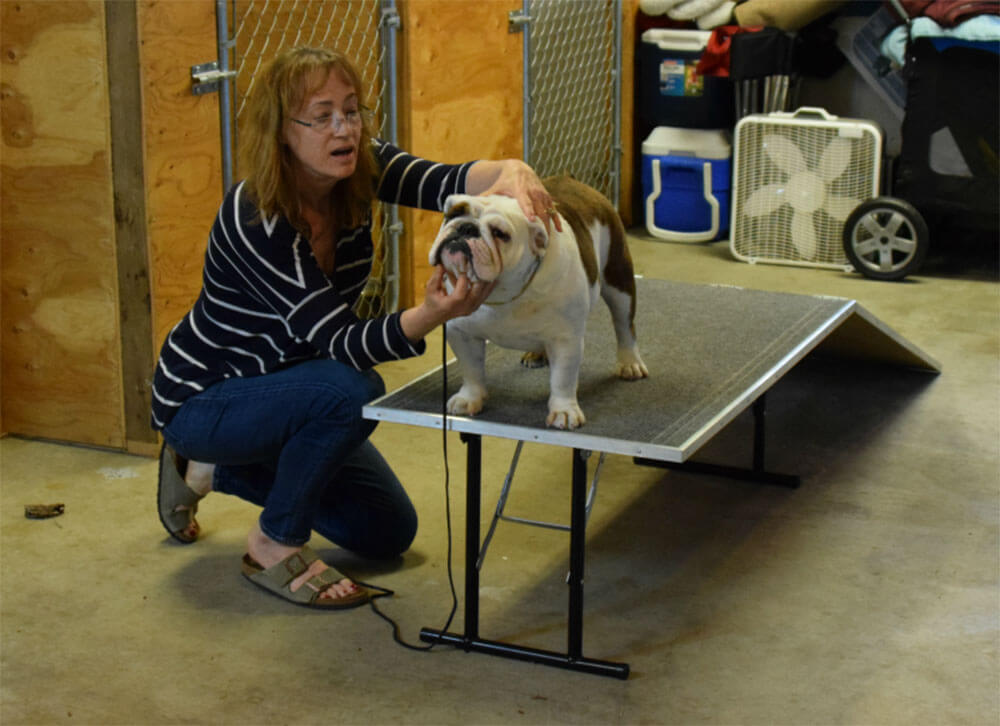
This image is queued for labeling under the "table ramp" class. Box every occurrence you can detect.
[367,278,939,464]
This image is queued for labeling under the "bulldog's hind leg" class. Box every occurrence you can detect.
[445,327,488,416]
[600,283,649,380]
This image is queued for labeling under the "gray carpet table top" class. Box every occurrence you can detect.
[364,278,939,463]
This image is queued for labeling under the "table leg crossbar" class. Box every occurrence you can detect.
[477,441,605,571]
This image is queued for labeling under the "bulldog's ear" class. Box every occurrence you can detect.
[443,196,473,221]
[528,218,549,256]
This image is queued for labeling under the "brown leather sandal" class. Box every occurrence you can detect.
[156,443,204,544]
[240,545,370,610]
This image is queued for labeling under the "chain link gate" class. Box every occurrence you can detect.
[515,0,622,206]
[202,0,402,317]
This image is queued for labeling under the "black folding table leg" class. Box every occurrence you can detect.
[635,394,800,488]
[420,437,630,679]
[567,448,587,658]
[462,432,481,641]
[421,432,480,647]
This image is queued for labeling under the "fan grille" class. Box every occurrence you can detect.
[731,116,881,268]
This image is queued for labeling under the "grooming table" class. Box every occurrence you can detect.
[363,278,939,678]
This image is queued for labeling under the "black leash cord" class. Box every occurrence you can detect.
[364,322,459,651]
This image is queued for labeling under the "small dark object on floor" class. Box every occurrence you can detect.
[25,503,65,519]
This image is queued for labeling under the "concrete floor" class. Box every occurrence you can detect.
[2,233,997,725]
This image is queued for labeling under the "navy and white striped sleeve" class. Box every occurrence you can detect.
[373,139,475,211]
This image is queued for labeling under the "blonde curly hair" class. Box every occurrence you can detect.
[238,47,379,236]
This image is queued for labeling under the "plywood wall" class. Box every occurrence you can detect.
[396,0,523,306]
[0,0,219,452]
[138,0,222,358]
[1,1,124,447]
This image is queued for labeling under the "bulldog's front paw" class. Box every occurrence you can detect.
[616,351,649,381]
[447,388,486,417]
[546,399,586,430]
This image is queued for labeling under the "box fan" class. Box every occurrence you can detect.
[730,107,882,270]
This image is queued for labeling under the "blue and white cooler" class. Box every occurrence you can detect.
[642,126,732,243]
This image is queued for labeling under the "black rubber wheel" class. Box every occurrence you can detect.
[843,196,929,281]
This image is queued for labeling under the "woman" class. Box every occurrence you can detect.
[152,47,557,610]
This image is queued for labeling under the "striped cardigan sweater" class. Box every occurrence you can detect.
[151,140,474,430]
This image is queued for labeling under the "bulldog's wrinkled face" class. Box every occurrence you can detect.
[429,195,548,284]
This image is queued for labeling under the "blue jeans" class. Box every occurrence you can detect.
[161,359,417,558]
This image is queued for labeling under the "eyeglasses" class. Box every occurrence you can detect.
[290,108,368,133]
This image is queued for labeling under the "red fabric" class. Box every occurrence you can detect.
[930,1,1000,25]
[891,0,1000,26]
[893,0,934,18]
[694,25,765,77]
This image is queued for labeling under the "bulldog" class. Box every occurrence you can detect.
[428,175,648,429]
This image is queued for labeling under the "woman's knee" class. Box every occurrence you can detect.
[359,505,417,559]
[330,485,418,559]
[392,501,418,556]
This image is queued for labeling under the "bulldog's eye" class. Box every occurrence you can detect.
[490,226,511,243]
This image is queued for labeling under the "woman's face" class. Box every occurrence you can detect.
[284,69,362,191]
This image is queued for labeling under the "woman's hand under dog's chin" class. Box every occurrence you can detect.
[400,266,497,343]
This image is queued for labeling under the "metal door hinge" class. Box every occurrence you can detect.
[508,9,531,33]
[191,61,236,96]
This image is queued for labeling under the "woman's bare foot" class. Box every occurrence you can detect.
[173,460,214,540]
[185,461,215,496]
[247,522,360,602]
